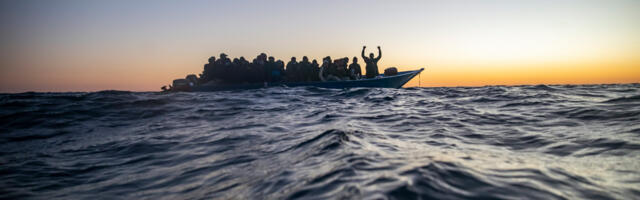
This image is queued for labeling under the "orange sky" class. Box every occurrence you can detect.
[1,0,638,92]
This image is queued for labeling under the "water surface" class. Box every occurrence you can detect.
[1,84,639,199]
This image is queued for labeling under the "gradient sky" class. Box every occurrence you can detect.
[1,0,638,92]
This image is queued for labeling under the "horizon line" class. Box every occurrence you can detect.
[1,82,638,94]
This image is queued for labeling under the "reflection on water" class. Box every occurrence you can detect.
[1,84,639,199]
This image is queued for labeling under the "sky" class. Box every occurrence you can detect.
[0,0,638,92]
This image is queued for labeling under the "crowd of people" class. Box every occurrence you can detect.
[198,46,382,84]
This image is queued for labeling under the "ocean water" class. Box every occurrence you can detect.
[1,84,639,199]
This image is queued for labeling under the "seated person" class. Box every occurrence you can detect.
[333,57,349,80]
[286,57,298,82]
[310,59,320,82]
[348,57,362,80]
[298,56,311,82]
[319,57,340,81]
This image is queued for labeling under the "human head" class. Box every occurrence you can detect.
[352,57,358,63]
[291,57,296,62]
[302,56,309,62]
[208,56,216,63]
[369,53,374,59]
[345,57,349,63]
[312,59,318,64]
[268,56,275,62]
[220,53,227,58]
[323,56,332,64]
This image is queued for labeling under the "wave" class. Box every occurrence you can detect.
[603,94,640,103]
[1,84,638,199]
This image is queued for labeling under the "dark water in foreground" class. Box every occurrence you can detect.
[1,84,639,199]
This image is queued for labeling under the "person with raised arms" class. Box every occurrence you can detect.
[361,46,382,78]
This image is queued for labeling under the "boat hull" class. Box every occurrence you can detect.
[191,68,424,92]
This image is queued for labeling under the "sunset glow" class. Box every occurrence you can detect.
[1,0,638,92]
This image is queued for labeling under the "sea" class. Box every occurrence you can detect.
[1,84,639,199]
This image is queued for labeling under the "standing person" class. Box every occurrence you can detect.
[361,46,382,78]
[348,57,362,80]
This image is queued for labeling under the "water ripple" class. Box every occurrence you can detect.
[1,84,639,199]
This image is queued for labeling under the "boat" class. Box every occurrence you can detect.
[170,68,424,92]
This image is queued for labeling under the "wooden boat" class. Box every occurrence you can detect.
[177,68,424,92]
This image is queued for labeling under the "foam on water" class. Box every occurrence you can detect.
[1,84,639,199]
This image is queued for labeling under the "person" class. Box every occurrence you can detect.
[239,56,248,63]
[319,56,340,81]
[275,59,285,82]
[265,56,284,82]
[200,56,215,83]
[250,53,267,83]
[348,56,362,80]
[327,57,340,80]
[215,53,232,82]
[338,57,349,79]
[310,59,320,81]
[265,56,278,82]
[230,58,241,83]
[286,57,298,82]
[361,46,381,78]
[298,56,311,82]
[238,57,250,83]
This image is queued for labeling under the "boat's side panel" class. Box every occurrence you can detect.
[192,83,265,92]
[191,69,423,91]
[286,69,423,89]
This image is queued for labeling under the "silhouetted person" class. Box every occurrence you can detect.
[362,46,381,78]
[311,59,320,81]
[201,56,216,83]
[327,56,340,79]
[286,57,298,82]
[275,59,285,82]
[214,53,231,82]
[250,53,267,83]
[319,56,340,81]
[348,57,362,80]
[334,57,349,80]
[265,56,276,82]
[342,57,350,79]
[229,58,241,83]
[299,56,311,82]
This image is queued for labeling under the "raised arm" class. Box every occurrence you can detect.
[375,46,382,61]
[361,46,367,61]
